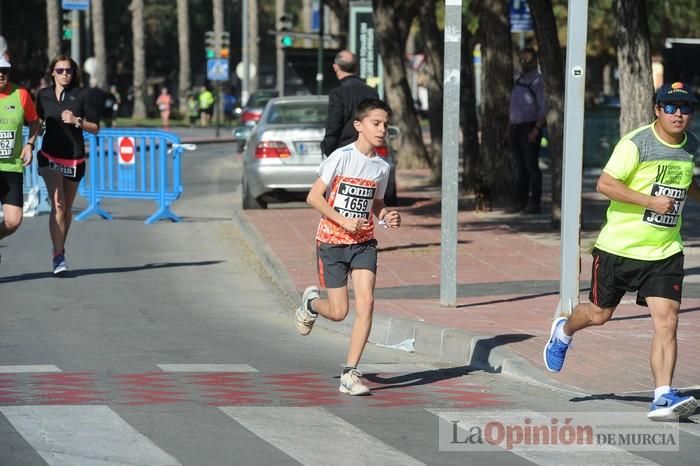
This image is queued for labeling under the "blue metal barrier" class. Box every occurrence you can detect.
[76,128,185,224]
[20,127,51,216]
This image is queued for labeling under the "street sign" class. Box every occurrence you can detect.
[349,3,383,96]
[311,0,321,33]
[62,0,90,11]
[509,0,533,33]
[118,137,135,165]
[207,58,229,81]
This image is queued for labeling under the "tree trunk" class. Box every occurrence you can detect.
[477,0,514,200]
[91,0,107,89]
[419,0,444,181]
[46,0,61,60]
[616,0,654,135]
[528,0,565,226]
[130,0,146,118]
[177,0,191,116]
[372,0,429,169]
[213,0,224,117]
[460,24,480,196]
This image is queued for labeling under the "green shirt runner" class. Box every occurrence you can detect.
[595,122,699,261]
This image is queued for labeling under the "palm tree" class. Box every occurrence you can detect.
[91,0,107,89]
[177,0,191,116]
[130,0,146,118]
[46,0,61,60]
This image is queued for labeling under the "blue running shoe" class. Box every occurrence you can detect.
[543,317,570,372]
[53,253,68,275]
[648,390,697,421]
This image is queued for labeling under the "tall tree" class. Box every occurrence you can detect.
[475,0,515,201]
[130,0,146,118]
[372,0,429,169]
[418,0,444,180]
[177,0,191,115]
[528,0,565,225]
[459,12,481,195]
[249,0,259,93]
[46,0,61,60]
[91,0,107,89]
[615,0,654,135]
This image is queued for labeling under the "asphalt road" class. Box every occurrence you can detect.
[0,143,698,465]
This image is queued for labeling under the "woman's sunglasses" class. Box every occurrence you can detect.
[54,68,73,75]
[660,103,694,115]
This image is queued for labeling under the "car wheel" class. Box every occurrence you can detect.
[242,180,266,209]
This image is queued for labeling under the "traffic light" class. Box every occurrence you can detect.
[205,31,216,59]
[62,12,72,40]
[220,31,230,58]
[278,13,295,48]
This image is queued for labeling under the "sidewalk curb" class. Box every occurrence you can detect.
[231,205,571,391]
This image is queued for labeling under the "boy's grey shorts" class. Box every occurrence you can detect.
[316,239,378,289]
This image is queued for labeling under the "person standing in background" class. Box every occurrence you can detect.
[508,47,546,214]
[321,50,379,157]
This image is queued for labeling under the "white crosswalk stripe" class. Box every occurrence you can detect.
[0,365,62,373]
[430,410,660,465]
[220,406,426,465]
[0,405,181,466]
[156,363,258,372]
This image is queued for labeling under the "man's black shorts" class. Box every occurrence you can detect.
[589,247,683,308]
[316,239,378,289]
[0,171,23,207]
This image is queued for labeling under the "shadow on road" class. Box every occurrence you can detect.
[0,260,223,283]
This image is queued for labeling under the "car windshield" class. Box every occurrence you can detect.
[265,102,328,124]
[248,92,278,107]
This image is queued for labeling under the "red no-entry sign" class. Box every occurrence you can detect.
[118,137,136,165]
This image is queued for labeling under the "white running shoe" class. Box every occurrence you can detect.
[339,368,370,396]
[53,253,68,275]
[295,286,320,335]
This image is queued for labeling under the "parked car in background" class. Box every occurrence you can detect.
[241,95,398,209]
[240,89,279,126]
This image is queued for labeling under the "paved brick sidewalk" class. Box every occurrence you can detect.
[239,169,700,396]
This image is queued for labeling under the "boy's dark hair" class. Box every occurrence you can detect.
[355,98,392,121]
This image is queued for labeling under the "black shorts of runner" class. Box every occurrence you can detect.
[317,239,378,289]
[37,152,86,182]
[589,247,684,308]
[0,171,23,207]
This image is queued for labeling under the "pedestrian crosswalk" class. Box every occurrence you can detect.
[0,364,697,465]
[1,403,698,465]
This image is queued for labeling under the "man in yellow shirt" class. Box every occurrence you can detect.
[544,82,699,421]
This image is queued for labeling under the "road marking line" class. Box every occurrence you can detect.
[429,410,659,465]
[0,405,181,465]
[157,364,258,373]
[220,406,425,465]
[0,365,62,373]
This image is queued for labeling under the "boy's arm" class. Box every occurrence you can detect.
[306,178,368,233]
[372,199,401,229]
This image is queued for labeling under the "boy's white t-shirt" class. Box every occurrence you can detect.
[315,142,391,245]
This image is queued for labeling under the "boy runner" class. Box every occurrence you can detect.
[295,98,401,395]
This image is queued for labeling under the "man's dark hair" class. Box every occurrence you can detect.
[520,47,538,60]
[334,51,358,73]
[355,98,392,121]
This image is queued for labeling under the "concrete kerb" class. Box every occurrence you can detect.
[230,201,558,387]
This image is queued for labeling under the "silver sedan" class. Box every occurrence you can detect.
[241,95,398,209]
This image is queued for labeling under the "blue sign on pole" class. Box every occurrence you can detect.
[62,0,90,11]
[311,0,321,32]
[207,59,229,81]
[509,0,533,33]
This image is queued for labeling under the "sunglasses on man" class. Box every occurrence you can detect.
[54,67,73,75]
[659,103,694,115]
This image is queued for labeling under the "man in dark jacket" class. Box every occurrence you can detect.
[321,50,379,156]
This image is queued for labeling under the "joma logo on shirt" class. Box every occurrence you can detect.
[4,105,16,111]
[338,183,374,199]
[642,182,687,228]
